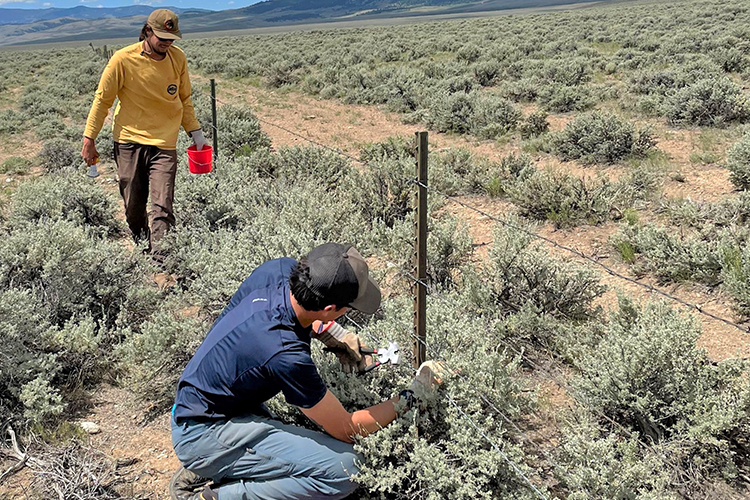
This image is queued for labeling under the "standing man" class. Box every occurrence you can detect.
[169,243,444,500]
[81,9,207,259]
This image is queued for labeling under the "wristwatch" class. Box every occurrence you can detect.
[398,389,417,414]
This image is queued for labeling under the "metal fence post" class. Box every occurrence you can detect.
[414,131,428,368]
[210,78,218,161]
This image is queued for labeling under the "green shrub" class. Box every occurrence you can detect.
[553,112,656,165]
[478,219,605,323]
[667,78,749,126]
[610,223,725,285]
[0,156,31,175]
[572,297,750,480]
[9,172,122,236]
[726,133,750,190]
[38,138,79,172]
[519,111,549,139]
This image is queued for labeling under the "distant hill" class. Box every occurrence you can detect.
[0,6,211,26]
[0,0,615,46]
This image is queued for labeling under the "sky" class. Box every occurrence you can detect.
[0,0,262,10]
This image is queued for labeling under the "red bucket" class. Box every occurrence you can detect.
[187,145,213,174]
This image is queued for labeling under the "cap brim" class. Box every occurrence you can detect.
[152,29,181,40]
[349,275,381,314]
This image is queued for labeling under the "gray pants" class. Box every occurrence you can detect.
[114,142,177,252]
[171,413,361,500]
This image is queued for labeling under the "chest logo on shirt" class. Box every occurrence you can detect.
[167,84,178,95]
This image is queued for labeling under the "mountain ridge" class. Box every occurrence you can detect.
[0,0,613,46]
[0,6,210,26]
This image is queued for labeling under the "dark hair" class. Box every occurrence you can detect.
[139,23,151,41]
[289,258,350,311]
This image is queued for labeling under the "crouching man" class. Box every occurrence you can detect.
[170,243,443,500]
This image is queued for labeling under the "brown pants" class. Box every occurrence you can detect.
[114,142,178,252]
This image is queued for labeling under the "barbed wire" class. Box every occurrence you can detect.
[192,83,750,337]
[343,313,554,500]
[392,271,689,485]
[192,87,365,165]
[412,179,750,336]
[188,80,716,493]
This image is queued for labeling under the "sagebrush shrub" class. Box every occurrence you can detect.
[194,97,271,157]
[553,112,656,164]
[116,295,210,410]
[555,415,676,500]
[429,148,492,195]
[0,219,152,328]
[479,219,605,323]
[470,94,521,139]
[726,133,750,190]
[425,91,475,134]
[519,110,549,139]
[666,78,749,126]
[39,138,79,172]
[572,296,750,479]
[9,171,122,236]
[610,222,725,285]
[538,84,594,112]
[0,156,31,175]
[336,297,541,500]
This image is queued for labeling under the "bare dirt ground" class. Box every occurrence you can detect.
[3,79,749,499]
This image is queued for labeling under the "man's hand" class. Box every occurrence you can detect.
[409,360,449,399]
[81,136,99,166]
[190,129,208,151]
[314,322,373,374]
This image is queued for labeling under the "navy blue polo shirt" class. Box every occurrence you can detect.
[173,258,328,422]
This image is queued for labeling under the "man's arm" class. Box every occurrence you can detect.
[300,361,448,443]
[83,56,123,142]
[178,55,201,134]
[300,390,399,444]
[82,55,123,165]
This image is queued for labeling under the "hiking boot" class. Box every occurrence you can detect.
[169,467,214,500]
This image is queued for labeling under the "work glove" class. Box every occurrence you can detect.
[314,321,373,374]
[408,360,449,400]
[190,129,208,151]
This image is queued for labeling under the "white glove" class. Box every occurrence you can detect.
[190,129,208,151]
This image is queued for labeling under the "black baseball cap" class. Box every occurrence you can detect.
[306,243,381,314]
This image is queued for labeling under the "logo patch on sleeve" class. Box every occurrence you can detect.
[167,84,178,95]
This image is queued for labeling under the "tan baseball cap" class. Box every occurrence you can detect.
[147,9,182,40]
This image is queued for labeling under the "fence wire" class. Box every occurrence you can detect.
[192,82,750,338]
[344,313,554,500]
[188,80,741,494]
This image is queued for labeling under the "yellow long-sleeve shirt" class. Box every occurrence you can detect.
[84,42,201,150]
